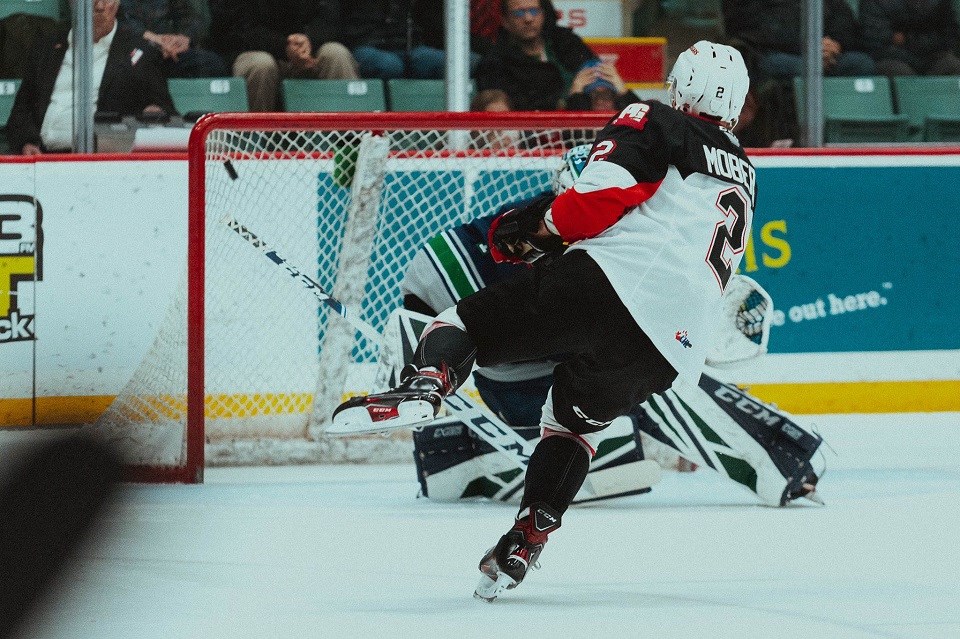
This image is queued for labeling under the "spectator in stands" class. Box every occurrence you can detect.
[565,60,639,111]
[470,88,516,149]
[0,6,64,79]
[470,0,504,57]
[476,0,595,110]
[472,88,513,112]
[727,37,799,147]
[413,0,501,71]
[6,0,175,154]
[342,0,445,80]
[722,0,876,80]
[208,0,358,112]
[119,0,228,77]
[859,0,960,75]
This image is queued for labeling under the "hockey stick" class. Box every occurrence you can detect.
[219,219,541,465]
[219,214,381,344]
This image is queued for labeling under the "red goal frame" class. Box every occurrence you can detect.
[172,111,611,483]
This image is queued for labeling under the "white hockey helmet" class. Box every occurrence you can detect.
[667,40,749,128]
[551,144,591,195]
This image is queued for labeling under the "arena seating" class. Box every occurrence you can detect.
[167,77,248,120]
[794,76,910,143]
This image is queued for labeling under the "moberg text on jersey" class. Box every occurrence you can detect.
[703,145,755,206]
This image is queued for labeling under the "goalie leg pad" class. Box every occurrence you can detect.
[630,374,824,506]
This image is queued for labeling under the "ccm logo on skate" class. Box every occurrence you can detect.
[675,330,693,348]
[367,404,399,421]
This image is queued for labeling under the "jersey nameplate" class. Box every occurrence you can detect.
[702,144,755,205]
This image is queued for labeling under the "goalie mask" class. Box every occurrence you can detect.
[551,144,591,195]
[668,40,749,128]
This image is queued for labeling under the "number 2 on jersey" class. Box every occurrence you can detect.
[707,187,749,291]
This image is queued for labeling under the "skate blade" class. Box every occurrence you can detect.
[473,571,516,602]
[327,400,435,436]
[803,488,825,506]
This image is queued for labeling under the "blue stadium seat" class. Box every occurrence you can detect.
[892,76,960,142]
[0,0,60,20]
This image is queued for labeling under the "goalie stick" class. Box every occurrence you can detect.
[217,216,557,474]
[219,214,382,344]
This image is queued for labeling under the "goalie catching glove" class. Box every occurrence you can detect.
[488,193,565,264]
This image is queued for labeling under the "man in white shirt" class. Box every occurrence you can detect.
[7,0,174,155]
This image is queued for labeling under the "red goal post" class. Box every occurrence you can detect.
[97,111,610,483]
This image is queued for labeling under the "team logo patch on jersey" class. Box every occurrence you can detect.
[675,330,693,348]
[613,102,651,131]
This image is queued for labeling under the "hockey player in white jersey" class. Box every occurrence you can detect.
[335,41,769,600]
[401,145,822,510]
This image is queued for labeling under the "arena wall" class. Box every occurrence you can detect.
[0,150,957,428]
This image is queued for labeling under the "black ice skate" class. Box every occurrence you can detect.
[328,365,452,435]
[473,503,561,602]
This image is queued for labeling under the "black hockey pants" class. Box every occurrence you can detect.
[457,250,677,435]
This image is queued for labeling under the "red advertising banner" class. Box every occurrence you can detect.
[583,37,666,85]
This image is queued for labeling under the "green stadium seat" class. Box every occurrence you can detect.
[0,78,21,154]
[386,79,474,112]
[795,76,910,143]
[167,77,248,119]
[892,75,960,142]
[282,79,386,112]
[0,0,60,20]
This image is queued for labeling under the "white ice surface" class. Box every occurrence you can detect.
[15,413,960,639]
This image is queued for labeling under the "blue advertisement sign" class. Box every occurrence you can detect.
[747,164,960,353]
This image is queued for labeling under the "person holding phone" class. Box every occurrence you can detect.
[566,58,640,111]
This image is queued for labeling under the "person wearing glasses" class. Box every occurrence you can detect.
[476,0,596,110]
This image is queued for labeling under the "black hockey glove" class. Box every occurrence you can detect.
[487,193,564,264]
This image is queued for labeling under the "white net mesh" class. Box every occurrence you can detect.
[95,115,603,479]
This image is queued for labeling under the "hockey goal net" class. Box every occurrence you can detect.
[95,112,608,482]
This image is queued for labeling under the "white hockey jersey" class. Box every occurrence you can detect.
[549,101,756,382]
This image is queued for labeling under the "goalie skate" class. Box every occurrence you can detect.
[328,366,449,435]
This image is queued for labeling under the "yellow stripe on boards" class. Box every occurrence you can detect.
[740,380,960,414]
[0,382,957,428]
[0,393,315,427]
